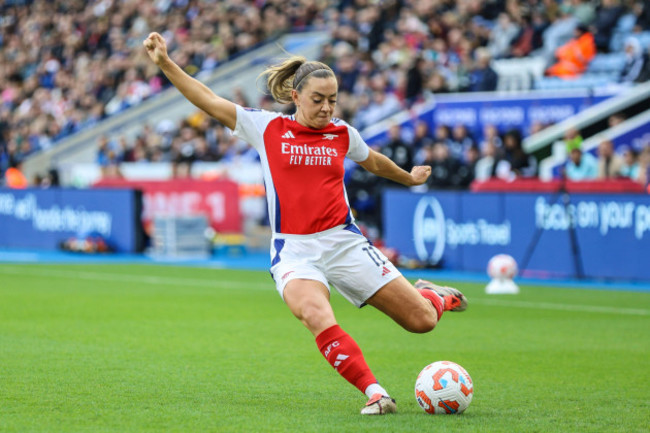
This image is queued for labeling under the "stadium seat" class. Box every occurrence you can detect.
[533,74,614,91]
[587,53,626,74]
[636,31,650,49]
[609,14,637,52]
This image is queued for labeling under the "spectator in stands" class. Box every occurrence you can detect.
[530,121,552,135]
[621,37,648,83]
[502,129,537,177]
[571,0,597,26]
[608,112,627,128]
[450,124,477,162]
[412,121,435,165]
[619,146,640,180]
[468,48,498,92]
[540,4,579,64]
[510,12,543,58]
[104,83,132,116]
[458,145,479,187]
[40,168,60,188]
[405,57,425,106]
[474,140,510,181]
[591,0,626,52]
[634,0,650,30]
[638,145,650,188]
[563,127,584,151]
[379,124,413,176]
[480,124,503,150]
[7,0,637,175]
[425,71,450,94]
[425,142,464,189]
[597,139,624,179]
[3,160,28,189]
[488,13,521,59]
[0,0,331,159]
[96,135,122,179]
[353,90,402,131]
[332,47,360,94]
[546,24,596,78]
[346,165,383,230]
[434,125,455,150]
[565,140,598,181]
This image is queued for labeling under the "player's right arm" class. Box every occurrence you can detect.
[143,32,236,130]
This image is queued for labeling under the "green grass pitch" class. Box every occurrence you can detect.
[0,263,648,433]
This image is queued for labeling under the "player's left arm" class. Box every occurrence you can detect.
[357,148,431,187]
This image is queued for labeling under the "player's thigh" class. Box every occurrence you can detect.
[283,278,337,336]
[326,238,401,307]
[365,275,437,333]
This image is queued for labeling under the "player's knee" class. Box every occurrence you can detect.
[298,301,333,332]
[405,308,437,333]
[408,317,437,334]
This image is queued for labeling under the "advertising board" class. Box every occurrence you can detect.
[0,188,143,252]
[384,189,650,281]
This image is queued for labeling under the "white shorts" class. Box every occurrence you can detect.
[269,223,402,307]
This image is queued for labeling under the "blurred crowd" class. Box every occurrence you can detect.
[0,0,330,170]
[2,0,650,194]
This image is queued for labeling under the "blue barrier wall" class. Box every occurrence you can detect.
[384,189,650,281]
[0,188,143,253]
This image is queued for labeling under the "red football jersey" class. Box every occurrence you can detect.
[233,105,369,235]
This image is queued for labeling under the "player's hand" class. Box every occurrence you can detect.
[410,165,431,185]
[143,32,169,66]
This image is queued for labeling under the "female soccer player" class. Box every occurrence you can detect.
[144,32,467,415]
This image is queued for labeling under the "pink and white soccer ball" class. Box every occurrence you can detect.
[415,361,474,415]
[487,254,518,280]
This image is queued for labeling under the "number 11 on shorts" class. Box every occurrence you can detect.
[362,246,385,267]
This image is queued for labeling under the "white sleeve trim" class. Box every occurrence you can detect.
[233,105,282,151]
[345,124,370,162]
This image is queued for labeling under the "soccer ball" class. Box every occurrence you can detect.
[415,361,474,414]
[487,254,518,280]
[486,253,519,294]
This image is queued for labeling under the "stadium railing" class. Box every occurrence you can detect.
[470,177,645,193]
[537,108,650,180]
[522,80,650,157]
[492,57,547,92]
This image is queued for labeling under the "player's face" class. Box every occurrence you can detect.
[293,76,338,129]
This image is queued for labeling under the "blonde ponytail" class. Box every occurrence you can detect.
[261,56,335,104]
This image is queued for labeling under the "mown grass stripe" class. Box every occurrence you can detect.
[471,297,649,316]
[1,266,647,317]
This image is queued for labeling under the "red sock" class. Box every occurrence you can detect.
[315,324,377,394]
[417,289,444,320]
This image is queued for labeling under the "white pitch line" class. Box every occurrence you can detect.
[471,297,649,316]
[0,266,648,316]
[0,266,270,291]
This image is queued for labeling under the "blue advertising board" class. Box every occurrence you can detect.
[384,189,650,281]
[0,188,143,253]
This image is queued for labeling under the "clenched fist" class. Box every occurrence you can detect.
[143,32,169,66]
[410,165,432,186]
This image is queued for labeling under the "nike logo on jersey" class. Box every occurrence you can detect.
[282,131,295,139]
[322,133,338,140]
